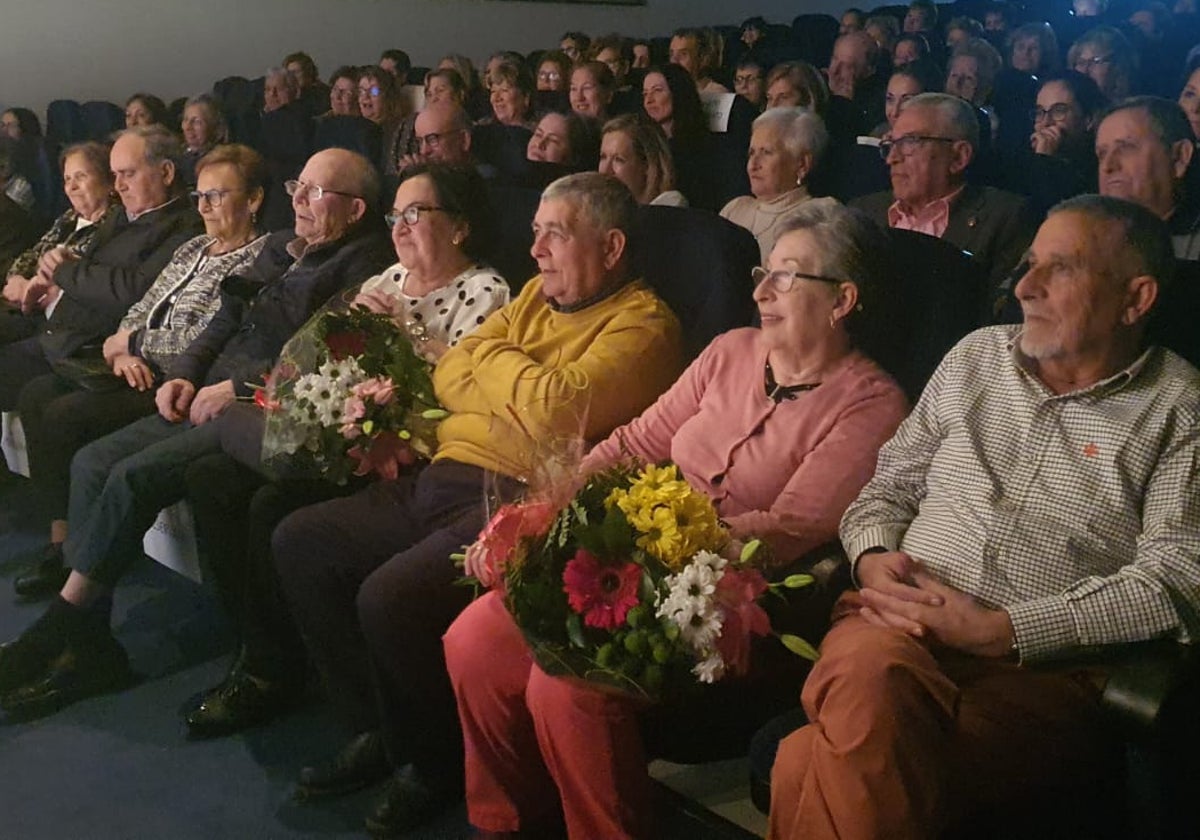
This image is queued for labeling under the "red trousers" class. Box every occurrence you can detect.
[444,591,655,839]
[768,594,1115,840]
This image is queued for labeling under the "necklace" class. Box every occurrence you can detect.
[764,361,820,403]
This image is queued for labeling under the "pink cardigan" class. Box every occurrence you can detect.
[583,328,910,560]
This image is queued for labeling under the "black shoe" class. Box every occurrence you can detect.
[0,599,75,694]
[184,667,301,739]
[294,730,391,801]
[0,634,133,722]
[13,544,69,602]
[365,766,462,837]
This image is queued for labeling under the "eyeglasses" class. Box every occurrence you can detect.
[416,130,462,150]
[1073,54,1113,72]
[284,180,360,202]
[878,134,958,159]
[1031,103,1074,122]
[751,266,844,292]
[734,73,763,86]
[385,204,448,227]
[189,188,241,208]
[360,86,382,97]
[538,70,562,82]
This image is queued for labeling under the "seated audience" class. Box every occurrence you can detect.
[945,38,1003,112]
[767,195,1200,839]
[631,39,652,70]
[904,0,938,35]
[480,60,535,128]
[3,142,118,349]
[180,163,510,739]
[11,145,268,600]
[399,103,474,174]
[125,93,167,128]
[598,113,687,206]
[436,54,487,121]
[984,3,1010,36]
[0,127,203,411]
[945,16,985,52]
[670,27,730,95]
[841,8,867,35]
[765,62,831,115]
[326,66,361,117]
[0,108,42,212]
[285,51,330,118]
[569,61,616,121]
[270,172,685,834]
[1176,57,1200,140]
[881,60,943,135]
[358,66,407,178]
[892,33,931,68]
[536,50,572,94]
[721,108,836,262]
[0,140,39,272]
[864,15,900,55]
[263,68,299,114]
[526,111,601,170]
[378,48,412,80]
[734,54,769,111]
[559,31,590,64]
[590,33,634,96]
[1007,21,1062,76]
[0,148,393,720]
[445,201,909,838]
[853,93,1034,301]
[179,94,228,188]
[828,31,887,137]
[1068,27,1138,102]
[642,63,715,208]
[473,61,537,180]
[1096,96,1200,257]
[424,67,467,110]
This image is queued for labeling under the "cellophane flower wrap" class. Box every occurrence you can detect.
[257,303,446,483]
[480,460,818,700]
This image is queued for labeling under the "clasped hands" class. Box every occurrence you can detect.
[155,378,235,426]
[855,550,1015,659]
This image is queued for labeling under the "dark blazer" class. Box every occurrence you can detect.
[168,225,394,397]
[852,183,1037,310]
[40,196,203,361]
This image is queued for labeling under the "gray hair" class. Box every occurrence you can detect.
[334,149,381,211]
[1050,194,1175,302]
[753,107,830,167]
[949,38,1003,100]
[542,171,636,236]
[899,92,980,153]
[184,94,229,144]
[265,66,300,98]
[774,202,890,338]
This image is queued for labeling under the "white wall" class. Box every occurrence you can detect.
[0,0,846,120]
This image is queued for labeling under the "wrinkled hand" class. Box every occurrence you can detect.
[397,152,429,173]
[857,557,1015,657]
[156,378,196,423]
[352,288,402,317]
[3,274,30,306]
[36,245,74,280]
[189,380,236,426]
[103,329,134,363]
[111,353,155,391]
[21,276,59,314]
[1030,124,1065,156]
[462,541,495,587]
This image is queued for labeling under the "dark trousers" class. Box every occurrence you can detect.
[17,373,156,524]
[272,461,523,788]
[184,450,353,681]
[0,335,51,410]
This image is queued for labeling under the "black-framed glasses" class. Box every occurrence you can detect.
[1031,103,1074,122]
[385,204,448,227]
[284,180,360,202]
[751,266,845,292]
[734,73,763,86]
[360,85,382,97]
[189,188,241,208]
[416,130,461,150]
[878,134,958,160]
[1072,54,1113,71]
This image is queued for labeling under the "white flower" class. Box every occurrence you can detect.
[692,653,726,684]
[691,549,727,574]
[679,608,723,650]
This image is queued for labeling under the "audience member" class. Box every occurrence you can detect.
[1176,57,1200,138]
[670,27,730,95]
[378,49,412,81]
[0,108,42,213]
[904,0,938,35]
[767,194,1200,840]
[892,33,931,68]
[325,66,361,117]
[828,32,887,136]
[559,31,590,63]
[536,51,571,94]
[721,108,836,262]
[179,94,228,188]
[285,51,330,117]
[0,140,39,281]
[945,39,1003,111]
[765,62,831,115]
[641,63,714,208]
[569,61,615,121]
[270,172,684,834]
[124,93,167,128]
[1006,22,1062,76]
[598,113,686,206]
[1068,27,1138,102]
[945,16,985,51]
[864,14,900,54]
[734,54,769,110]
[841,8,867,35]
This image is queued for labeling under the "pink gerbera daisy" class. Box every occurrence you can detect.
[562,550,642,630]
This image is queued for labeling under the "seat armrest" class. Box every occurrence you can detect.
[1100,640,1199,735]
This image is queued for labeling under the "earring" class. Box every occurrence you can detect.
[828,313,837,329]
[452,234,463,245]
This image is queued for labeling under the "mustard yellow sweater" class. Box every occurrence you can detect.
[433,276,684,479]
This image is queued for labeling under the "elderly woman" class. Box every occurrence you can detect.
[721,108,835,262]
[179,95,228,188]
[178,163,511,739]
[327,66,361,117]
[9,145,269,600]
[268,173,685,835]
[263,68,299,114]
[125,93,167,128]
[1067,26,1138,101]
[483,60,535,128]
[445,201,909,839]
[570,61,616,121]
[3,142,117,344]
[599,113,687,206]
[765,61,831,114]
[945,38,1003,109]
[425,67,468,108]
[1007,22,1061,76]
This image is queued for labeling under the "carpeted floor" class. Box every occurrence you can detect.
[0,473,759,840]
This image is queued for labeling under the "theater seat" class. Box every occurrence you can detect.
[311,114,382,163]
[80,100,123,141]
[45,99,85,148]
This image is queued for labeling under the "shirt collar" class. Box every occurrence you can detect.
[1006,329,1154,399]
[887,184,966,231]
[126,194,182,222]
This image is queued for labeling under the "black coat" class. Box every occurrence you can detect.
[168,225,394,396]
[40,196,203,361]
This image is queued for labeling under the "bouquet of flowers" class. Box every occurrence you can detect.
[256,305,446,483]
[472,461,819,699]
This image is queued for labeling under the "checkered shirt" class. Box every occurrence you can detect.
[842,325,1200,662]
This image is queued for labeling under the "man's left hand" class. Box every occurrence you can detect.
[859,567,1015,658]
[188,380,236,426]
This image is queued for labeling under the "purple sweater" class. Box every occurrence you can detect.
[584,328,909,560]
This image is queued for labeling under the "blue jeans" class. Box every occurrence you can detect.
[65,413,222,585]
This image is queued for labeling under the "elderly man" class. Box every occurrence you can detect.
[827,31,887,136]
[767,194,1200,839]
[1096,96,1200,257]
[270,173,685,835]
[0,148,393,719]
[670,27,730,95]
[0,126,201,408]
[853,92,1034,304]
[397,102,474,174]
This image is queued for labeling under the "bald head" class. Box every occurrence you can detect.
[291,148,379,246]
[414,103,473,165]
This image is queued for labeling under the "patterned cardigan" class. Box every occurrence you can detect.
[119,233,268,373]
[6,203,119,279]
